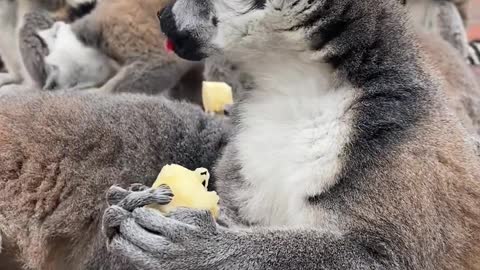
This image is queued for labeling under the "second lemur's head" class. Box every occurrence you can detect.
[158,0,402,63]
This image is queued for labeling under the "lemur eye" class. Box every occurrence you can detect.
[212,16,218,27]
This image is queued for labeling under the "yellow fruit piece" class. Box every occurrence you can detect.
[150,164,220,218]
[202,81,233,114]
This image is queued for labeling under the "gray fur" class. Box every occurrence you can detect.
[18,11,54,88]
[203,55,254,100]
[103,0,480,269]
[405,0,470,58]
[0,92,230,269]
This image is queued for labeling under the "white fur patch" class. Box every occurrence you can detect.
[38,22,116,90]
[234,57,355,226]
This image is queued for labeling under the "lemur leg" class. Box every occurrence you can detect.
[19,12,54,88]
[43,65,59,90]
[70,81,101,91]
[98,60,198,96]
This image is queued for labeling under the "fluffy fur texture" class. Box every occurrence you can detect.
[98,0,480,269]
[0,92,231,269]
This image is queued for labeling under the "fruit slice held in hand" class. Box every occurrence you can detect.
[150,164,220,218]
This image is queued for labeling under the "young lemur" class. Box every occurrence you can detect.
[63,0,205,104]
[37,21,118,90]
[99,0,480,269]
[0,0,95,89]
[0,92,231,270]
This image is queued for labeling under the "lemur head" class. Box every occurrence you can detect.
[158,0,318,61]
[38,22,75,51]
[158,0,402,62]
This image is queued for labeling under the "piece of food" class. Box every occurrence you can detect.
[202,81,233,114]
[150,164,220,218]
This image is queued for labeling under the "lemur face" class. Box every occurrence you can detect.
[158,0,324,61]
[37,22,71,51]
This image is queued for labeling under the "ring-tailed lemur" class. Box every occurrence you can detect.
[0,0,95,89]
[63,0,204,104]
[37,21,117,90]
[99,0,480,269]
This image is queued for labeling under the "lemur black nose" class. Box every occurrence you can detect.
[158,3,206,61]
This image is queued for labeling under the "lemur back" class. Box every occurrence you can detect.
[0,92,230,269]
[37,21,117,90]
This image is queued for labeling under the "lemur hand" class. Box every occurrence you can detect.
[103,185,238,270]
[103,184,173,239]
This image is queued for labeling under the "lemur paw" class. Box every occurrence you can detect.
[103,184,173,240]
[108,207,224,270]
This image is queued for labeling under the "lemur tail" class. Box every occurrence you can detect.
[67,0,97,20]
[468,40,480,66]
[52,0,96,22]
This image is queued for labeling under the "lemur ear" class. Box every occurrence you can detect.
[400,0,407,6]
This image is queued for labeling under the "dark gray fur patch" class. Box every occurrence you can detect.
[299,0,433,203]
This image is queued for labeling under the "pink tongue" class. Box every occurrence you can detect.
[165,39,175,52]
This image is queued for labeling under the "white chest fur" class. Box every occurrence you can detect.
[233,62,355,227]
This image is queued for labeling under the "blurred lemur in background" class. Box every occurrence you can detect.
[66,0,205,103]
[16,0,205,105]
[0,0,95,88]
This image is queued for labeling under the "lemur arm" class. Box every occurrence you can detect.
[103,186,396,270]
[97,59,198,96]
[70,12,103,49]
